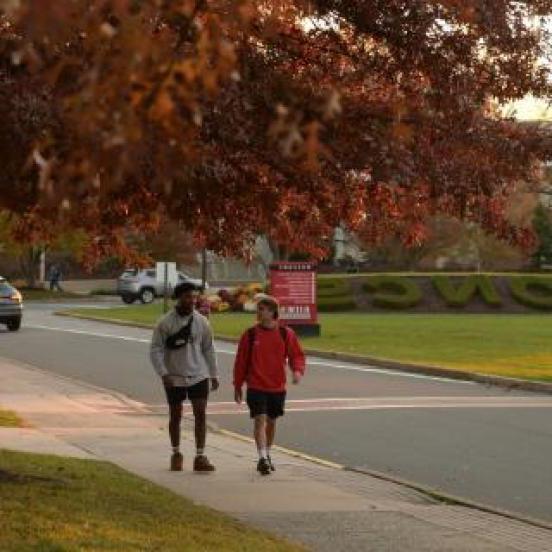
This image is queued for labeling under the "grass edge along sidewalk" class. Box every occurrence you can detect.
[0,448,304,552]
[59,307,552,392]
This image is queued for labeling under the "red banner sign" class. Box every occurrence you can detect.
[270,262,317,325]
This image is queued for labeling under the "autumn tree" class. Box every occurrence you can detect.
[0,210,89,285]
[127,216,199,266]
[533,204,552,266]
[0,1,551,265]
[363,216,528,271]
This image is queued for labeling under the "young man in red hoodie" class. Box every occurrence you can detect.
[234,296,306,475]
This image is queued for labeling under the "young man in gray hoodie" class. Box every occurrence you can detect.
[150,282,219,472]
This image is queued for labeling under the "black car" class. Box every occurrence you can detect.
[0,278,23,331]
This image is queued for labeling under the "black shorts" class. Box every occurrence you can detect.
[164,378,209,406]
[246,388,286,419]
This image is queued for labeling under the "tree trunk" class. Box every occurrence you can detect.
[18,246,43,288]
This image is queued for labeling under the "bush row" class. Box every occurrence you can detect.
[509,277,552,310]
[362,276,422,309]
[274,274,552,312]
[354,275,552,311]
[317,277,357,312]
[431,275,502,308]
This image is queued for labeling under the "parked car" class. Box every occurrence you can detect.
[117,268,207,304]
[0,277,23,331]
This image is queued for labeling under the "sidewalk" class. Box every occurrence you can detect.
[1,358,551,552]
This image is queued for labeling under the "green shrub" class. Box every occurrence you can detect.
[432,275,502,308]
[509,277,552,310]
[363,276,422,309]
[317,278,356,311]
[317,278,352,299]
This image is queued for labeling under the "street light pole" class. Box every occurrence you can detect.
[163,262,169,314]
[201,248,207,290]
[39,248,46,287]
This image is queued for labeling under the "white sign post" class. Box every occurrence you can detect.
[156,262,178,313]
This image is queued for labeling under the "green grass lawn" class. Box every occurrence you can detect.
[0,409,23,428]
[0,449,303,552]
[64,304,552,382]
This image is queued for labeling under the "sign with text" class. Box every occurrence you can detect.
[269,262,318,326]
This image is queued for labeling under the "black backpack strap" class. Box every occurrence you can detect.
[166,315,194,350]
[246,326,256,377]
[279,325,289,358]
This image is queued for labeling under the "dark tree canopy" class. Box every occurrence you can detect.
[0,0,551,265]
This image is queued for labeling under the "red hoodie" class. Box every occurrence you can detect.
[233,324,306,392]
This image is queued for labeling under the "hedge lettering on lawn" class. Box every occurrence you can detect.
[363,276,422,309]
[317,278,357,312]
[318,278,352,298]
[314,274,552,311]
[432,275,502,308]
[509,277,552,310]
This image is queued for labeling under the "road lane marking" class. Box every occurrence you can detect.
[303,359,474,383]
[22,323,475,385]
[26,324,151,343]
[146,396,552,415]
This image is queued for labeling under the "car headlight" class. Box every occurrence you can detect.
[11,291,22,303]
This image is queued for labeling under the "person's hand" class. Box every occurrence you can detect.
[292,371,302,385]
[211,378,220,391]
[234,388,243,404]
[162,374,173,388]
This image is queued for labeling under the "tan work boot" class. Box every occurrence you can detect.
[193,455,215,472]
[170,452,183,471]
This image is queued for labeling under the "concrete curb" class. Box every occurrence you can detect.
[305,352,552,395]
[55,311,155,329]
[345,465,552,532]
[55,310,552,395]
[208,425,552,532]
[25,296,120,304]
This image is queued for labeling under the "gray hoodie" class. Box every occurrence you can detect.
[150,309,218,387]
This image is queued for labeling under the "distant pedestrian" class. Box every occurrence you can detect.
[150,282,219,472]
[233,296,306,475]
[47,264,63,292]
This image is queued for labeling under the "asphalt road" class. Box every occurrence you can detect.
[1,302,552,523]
